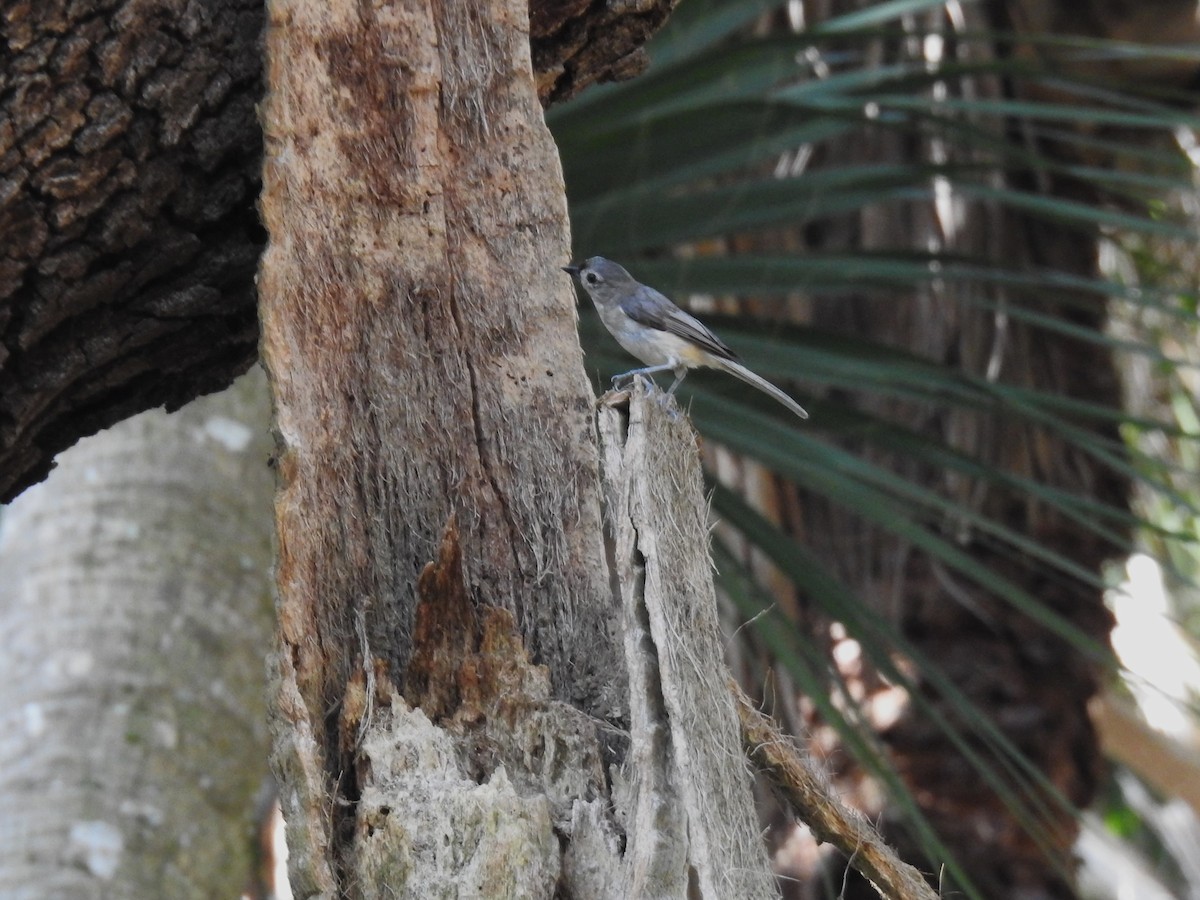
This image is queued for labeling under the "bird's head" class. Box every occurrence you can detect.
[562,257,637,303]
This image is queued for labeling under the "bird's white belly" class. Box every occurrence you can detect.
[601,309,707,368]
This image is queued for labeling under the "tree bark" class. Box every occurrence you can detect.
[0,369,274,898]
[257,0,625,892]
[0,0,266,502]
[597,392,777,899]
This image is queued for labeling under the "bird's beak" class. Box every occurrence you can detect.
[562,263,582,277]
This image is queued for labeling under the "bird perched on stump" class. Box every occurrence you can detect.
[564,256,809,419]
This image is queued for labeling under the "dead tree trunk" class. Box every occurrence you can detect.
[257,0,787,891]
[258,0,624,892]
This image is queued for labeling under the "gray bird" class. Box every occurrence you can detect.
[564,257,809,419]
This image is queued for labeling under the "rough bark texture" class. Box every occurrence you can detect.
[0,0,677,503]
[597,390,778,899]
[346,523,612,899]
[257,0,625,892]
[0,369,274,898]
[529,0,681,104]
[256,8,792,887]
[0,0,266,502]
[268,377,787,897]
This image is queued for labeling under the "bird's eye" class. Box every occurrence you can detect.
[584,272,600,285]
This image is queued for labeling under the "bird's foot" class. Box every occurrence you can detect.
[611,372,649,390]
[612,372,663,393]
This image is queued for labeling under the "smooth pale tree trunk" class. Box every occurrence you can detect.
[0,369,275,898]
[258,0,776,896]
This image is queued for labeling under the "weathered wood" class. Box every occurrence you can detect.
[598,387,779,900]
[346,522,612,899]
[257,0,625,891]
[732,680,941,900]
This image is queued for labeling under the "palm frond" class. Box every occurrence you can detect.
[553,0,1200,893]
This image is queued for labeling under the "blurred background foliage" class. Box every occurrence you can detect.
[549,1,1200,897]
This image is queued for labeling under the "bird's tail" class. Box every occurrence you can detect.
[715,358,809,420]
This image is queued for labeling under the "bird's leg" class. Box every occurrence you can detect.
[666,366,688,395]
[611,362,677,389]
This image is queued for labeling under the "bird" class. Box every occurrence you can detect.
[563,256,809,419]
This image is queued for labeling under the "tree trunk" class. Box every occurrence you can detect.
[0,369,274,898]
[257,0,781,893]
[257,0,623,893]
[0,0,266,501]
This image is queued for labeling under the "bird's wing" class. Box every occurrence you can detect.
[621,285,738,362]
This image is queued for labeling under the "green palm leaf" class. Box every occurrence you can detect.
[554,0,1200,894]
